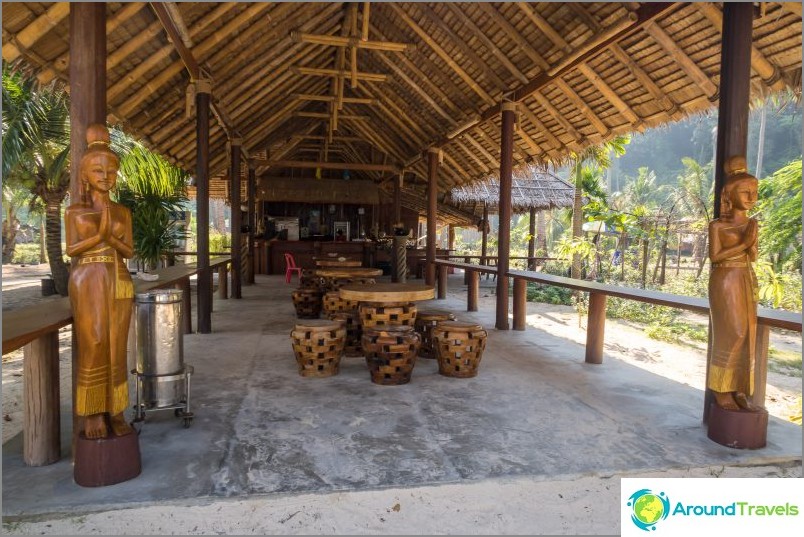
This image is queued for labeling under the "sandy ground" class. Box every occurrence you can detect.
[1,269,801,534]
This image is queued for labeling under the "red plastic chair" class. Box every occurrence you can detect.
[284,253,302,284]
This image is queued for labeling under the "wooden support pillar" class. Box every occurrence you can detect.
[713,2,753,218]
[393,172,402,231]
[463,255,470,285]
[196,80,212,334]
[218,264,229,299]
[447,224,455,274]
[480,203,489,268]
[496,102,516,330]
[513,278,527,331]
[230,138,242,299]
[528,207,536,270]
[426,148,440,286]
[175,278,192,334]
[467,270,479,312]
[585,292,606,364]
[69,2,106,203]
[437,264,448,299]
[23,332,60,466]
[246,165,256,285]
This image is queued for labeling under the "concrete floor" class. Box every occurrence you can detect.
[2,274,801,518]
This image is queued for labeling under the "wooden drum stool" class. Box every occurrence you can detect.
[322,291,359,315]
[328,277,376,291]
[359,302,417,328]
[291,288,322,319]
[414,310,457,358]
[290,320,345,378]
[329,311,362,356]
[432,321,487,378]
[361,326,420,385]
[300,269,323,290]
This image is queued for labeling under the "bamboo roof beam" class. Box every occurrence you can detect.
[369,22,462,117]
[36,3,147,85]
[2,2,69,63]
[476,124,528,164]
[108,3,238,102]
[463,132,500,169]
[290,31,411,53]
[455,140,491,174]
[444,3,529,85]
[643,20,719,100]
[118,3,273,116]
[255,160,399,174]
[388,3,496,106]
[516,126,544,158]
[357,82,441,142]
[347,120,408,164]
[696,3,788,92]
[356,90,427,149]
[565,3,682,121]
[517,104,562,150]
[576,63,642,127]
[295,112,369,120]
[298,135,366,143]
[414,3,509,92]
[291,66,388,82]
[293,94,377,105]
[531,92,586,144]
[552,78,611,137]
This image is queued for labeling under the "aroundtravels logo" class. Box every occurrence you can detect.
[627,489,671,531]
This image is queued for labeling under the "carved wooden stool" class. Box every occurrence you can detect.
[291,288,322,319]
[414,310,457,358]
[290,320,345,378]
[361,325,420,385]
[322,291,359,315]
[359,302,417,328]
[328,277,376,291]
[299,269,322,290]
[432,321,487,378]
[329,311,362,356]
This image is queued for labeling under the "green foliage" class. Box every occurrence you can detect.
[115,138,190,268]
[754,261,802,311]
[11,243,42,264]
[526,282,573,305]
[756,159,802,271]
[209,231,230,253]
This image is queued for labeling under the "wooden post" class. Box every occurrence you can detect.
[69,2,106,204]
[463,255,470,285]
[426,148,440,286]
[175,278,192,334]
[496,102,516,330]
[527,207,536,270]
[447,224,455,274]
[468,270,479,312]
[585,292,606,364]
[246,165,256,284]
[480,203,488,269]
[713,2,753,218]
[752,323,770,408]
[512,278,527,331]
[437,264,447,299]
[393,172,402,232]
[23,332,60,466]
[196,80,212,334]
[218,264,229,299]
[230,138,242,299]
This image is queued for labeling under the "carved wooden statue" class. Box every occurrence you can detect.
[66,124,135,439]
[707,155,760,413]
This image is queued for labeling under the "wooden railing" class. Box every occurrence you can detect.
[1,256,231,467]
[432,259,802,419]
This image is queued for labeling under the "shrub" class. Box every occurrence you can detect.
[11,243,42,264]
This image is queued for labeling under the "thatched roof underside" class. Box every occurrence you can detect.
[450,168,575,215]
[3,2,801,217]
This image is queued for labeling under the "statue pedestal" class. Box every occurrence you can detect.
[74,432,141,487]
[707,403,768,449]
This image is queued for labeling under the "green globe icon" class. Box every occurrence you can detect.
[633,494,664,525]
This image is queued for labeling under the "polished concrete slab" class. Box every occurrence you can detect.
[3,274,801,517]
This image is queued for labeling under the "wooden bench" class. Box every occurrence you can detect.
[2,256,230,467]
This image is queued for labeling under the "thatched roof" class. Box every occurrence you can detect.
[449,167,574,214]
[3,2,801,202]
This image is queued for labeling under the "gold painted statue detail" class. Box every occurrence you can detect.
[66,124,135,439]
[707,155,761,412]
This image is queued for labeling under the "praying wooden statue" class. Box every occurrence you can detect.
[707,155,761,413]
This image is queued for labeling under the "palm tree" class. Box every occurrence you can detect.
[675,158,713,277]
[2,65,71,294]
[568,136,629,279]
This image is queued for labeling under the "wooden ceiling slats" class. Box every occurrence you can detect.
[455,139,490,175]
[388,3,495,106]
[462,132,500,170]
[2,2,68,64]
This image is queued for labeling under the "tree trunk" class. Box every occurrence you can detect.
[2,216,19,263]
[695,234,708,279]
[619,232,627,281]
[571,161,583,280]
[640,237,649,289]
[659,240,668,284]
[536,210,547,253]
[39,216,47,263]
[755,104,766,178]
[45,200,69,296]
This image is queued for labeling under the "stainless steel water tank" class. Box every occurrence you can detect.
[135,289,185,408]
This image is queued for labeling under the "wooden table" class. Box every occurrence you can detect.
[340,283,435,328]
[315,267,383,279]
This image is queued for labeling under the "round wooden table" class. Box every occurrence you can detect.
[340,283,436,328]
[315,268,383,279]
[315,259,362,268]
